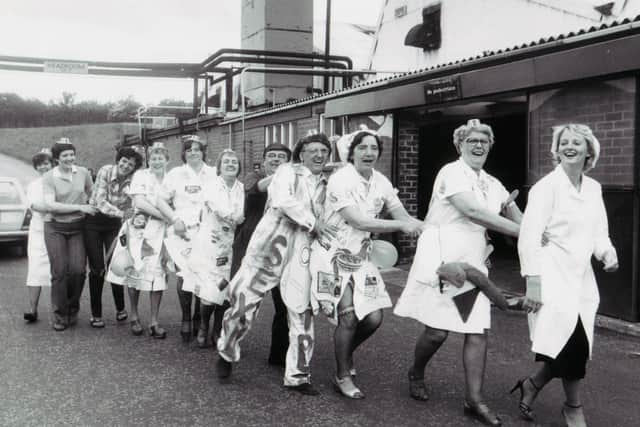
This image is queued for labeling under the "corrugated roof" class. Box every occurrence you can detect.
[231,13,640,121]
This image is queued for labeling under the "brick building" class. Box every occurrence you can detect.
[126,16,640,322]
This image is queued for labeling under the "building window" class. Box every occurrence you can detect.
[404,3,441,51]
[264,121,297,150]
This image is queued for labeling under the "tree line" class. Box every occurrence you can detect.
[0,92,194,128]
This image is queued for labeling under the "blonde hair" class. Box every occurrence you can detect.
[550,124,600,172]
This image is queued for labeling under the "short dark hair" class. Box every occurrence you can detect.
[291,132,331,163]
[347,131,383,163]
[51,141,75,160]
[115,146,143,170]
[181,138,207,163]
[263,143,292,161]
[32,152,53,169]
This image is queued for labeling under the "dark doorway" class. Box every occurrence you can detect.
[417,113,527,258]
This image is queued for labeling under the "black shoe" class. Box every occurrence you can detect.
[286,383,320,396]
[116,310,128,321]
[130,319,144,336]
[216,356,232,379]
[53,322,66,331]
[23,312,38,323]
[149,324,167,339]
[180,320,192,342]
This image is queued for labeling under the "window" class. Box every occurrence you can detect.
[264,121,297,150]
[404,3,442,51]
[319,114,348,162]
[394,5,407,18]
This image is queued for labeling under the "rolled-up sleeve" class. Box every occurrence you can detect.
[518,184,553,276]
[269,166,315,231]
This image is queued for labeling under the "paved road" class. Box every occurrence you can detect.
[0,152,37,187]
[1,251,639,427]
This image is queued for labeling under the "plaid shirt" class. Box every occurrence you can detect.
[90,164,133,218]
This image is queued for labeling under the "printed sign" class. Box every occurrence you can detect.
[44,61,89,74]
[423,76,461,104]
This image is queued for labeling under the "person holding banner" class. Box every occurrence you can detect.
[514,124,617,427]
[230,143,292,366]
[216,132,336,396]
[161,135,217,342]
[394,119,521,426]
[181,149,244,348]
[309,128,423,399]
[106,142,172,338]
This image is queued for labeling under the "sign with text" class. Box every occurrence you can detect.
[44,61,89,74]
[423,76,461,104]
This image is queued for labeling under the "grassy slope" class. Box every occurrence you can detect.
[0,123,139,170]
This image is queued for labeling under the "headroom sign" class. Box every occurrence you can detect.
[44,61,89,74]
[423,76,461,104]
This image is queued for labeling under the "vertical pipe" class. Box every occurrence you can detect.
[204,76,209,115]
[323,0,332,92]
[193,78,199,116]
[225,72,233,113]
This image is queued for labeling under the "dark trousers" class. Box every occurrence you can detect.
[44,221,87,324]
[269,287,289,364]
[84,216,124,318]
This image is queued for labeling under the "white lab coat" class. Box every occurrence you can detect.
[518,165,616,359]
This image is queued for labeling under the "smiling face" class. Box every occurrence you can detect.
[300,142,330,175]
[219,152,240,179]
[263,150,289,176]
[36,159,53,175]
[352,135,380,176]
[148,152,168,173]
[556,129,589,170]
[116,156,138,178]
[459,130,491,171]
[184,142,204,166]
[57,149,76,170]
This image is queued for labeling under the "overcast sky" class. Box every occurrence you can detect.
[0,0,383,104]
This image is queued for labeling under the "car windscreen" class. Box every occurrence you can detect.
[0,182,22,204]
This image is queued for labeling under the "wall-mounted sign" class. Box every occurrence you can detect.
[44,61,89,74]
[423,76,461,104]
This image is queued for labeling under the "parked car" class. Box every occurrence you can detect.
[0,177,31,255]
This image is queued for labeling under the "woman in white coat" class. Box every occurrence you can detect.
[394,119,521,426]
[514,124,618,427]
[23,150,53,322]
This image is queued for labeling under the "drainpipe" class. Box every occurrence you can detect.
[324,0,332,92]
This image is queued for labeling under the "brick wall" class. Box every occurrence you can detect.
[528,78,636,186]
[395,119,420,264]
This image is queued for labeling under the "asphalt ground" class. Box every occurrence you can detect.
[1,248,639,427]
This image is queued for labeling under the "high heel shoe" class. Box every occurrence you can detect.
[408,369,429,401]
[509,377,541,421]
[180,320,192,342]
[332,375,365,399]
[463,401,502,426]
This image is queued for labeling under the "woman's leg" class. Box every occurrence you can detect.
[197,301,214,347]
[562,379,587,426]
[462,332,488,404]
[212,301,230,343]
[519,363,553,409]
[334,283,358,379]
[411,325,448,376]
[128,287,140,322]
[84,225,105,320]
[149,291,163,326]
[268,287,289,366]
[27,286,42,314]
[176,276,193,339]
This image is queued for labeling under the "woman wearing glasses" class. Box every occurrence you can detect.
[395,119,521,426]
[514,124,617,427]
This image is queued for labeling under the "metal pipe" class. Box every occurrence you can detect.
[324,0,332,92]
[201,48,352,70]
[203,55,347,71]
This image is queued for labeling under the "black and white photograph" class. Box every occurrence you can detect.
[1,1,640,426]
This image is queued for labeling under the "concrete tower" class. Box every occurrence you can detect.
[241,0,313,107]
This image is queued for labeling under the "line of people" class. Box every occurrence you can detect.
[21,119,617,427]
